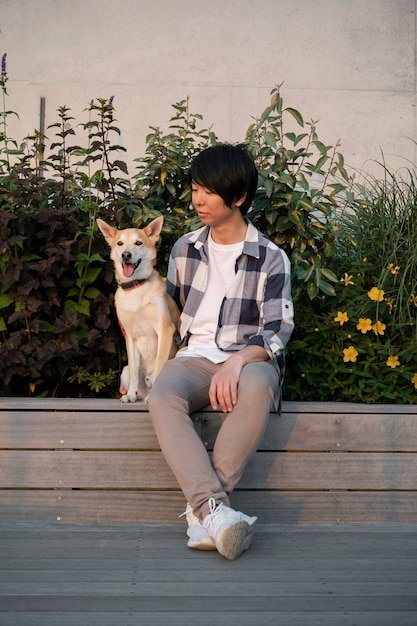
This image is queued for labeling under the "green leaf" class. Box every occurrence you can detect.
[88,253,106,263]
[285,107,304,127]
[278,172,295,186]
[320,268,338,283]
[265,209,275,225]
[319,279,336,296]
[315,154,329,171]
[77,300,91,317]
[306,280,319,300]
[312,140,329,154]
[85,287,101,300]
[65,299,77,314]
[264,132,277,148]
[264,178,273,198]
[271,91,283,113]
[21,253,42,262]
[80,267,101,284]
[0,294,13,310]
[284,132,296,143]
[299,197,314,211]
[275,216,293,231]
[293,133,308,147]
[296,172,310,191]
[259,105,274,126]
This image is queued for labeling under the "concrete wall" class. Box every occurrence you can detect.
[1,0,416,177]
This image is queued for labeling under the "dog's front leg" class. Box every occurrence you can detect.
[121,333,140,403]
[151,321,175,385]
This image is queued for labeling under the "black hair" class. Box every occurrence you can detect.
[188,143,258,216]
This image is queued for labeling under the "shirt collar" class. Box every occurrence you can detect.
[189,220,262,259]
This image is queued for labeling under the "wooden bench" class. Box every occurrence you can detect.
[0,398,416,524]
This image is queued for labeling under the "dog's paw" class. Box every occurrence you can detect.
[144,375,154,389]
[120,393,137,403]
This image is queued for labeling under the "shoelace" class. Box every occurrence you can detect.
[178,503,192,519]
[179,503,205,528]
[203,497,226,533]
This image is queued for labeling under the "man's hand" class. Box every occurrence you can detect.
[209,345,268,412]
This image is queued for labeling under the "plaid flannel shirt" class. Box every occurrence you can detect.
[166,221,294,402]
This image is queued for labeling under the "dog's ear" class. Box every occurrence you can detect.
[144,216,164,242]
[97,218,118,245]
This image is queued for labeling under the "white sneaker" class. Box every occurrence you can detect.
[202,498,257,560]
[180,503,216,551]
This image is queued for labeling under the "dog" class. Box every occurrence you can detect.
[97,216,179,403]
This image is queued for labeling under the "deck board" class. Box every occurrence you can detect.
[1,522,416,626]
[2,489,417,524]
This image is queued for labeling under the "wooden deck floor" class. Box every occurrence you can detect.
[1,521,417,625]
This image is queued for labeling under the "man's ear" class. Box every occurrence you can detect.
[235,193,247,208]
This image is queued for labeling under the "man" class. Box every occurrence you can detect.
[148,143,294,560]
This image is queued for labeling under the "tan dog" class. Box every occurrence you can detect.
[97,217,179,403]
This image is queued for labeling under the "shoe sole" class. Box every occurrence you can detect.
[187,521,255,553]
[215,520,252,561]
[187,537,217,551]
[242,518,257,551]
[186,526,217,551]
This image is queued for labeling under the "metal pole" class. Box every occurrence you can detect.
[39,96,45,175]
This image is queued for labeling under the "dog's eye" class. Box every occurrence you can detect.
[117,240,123,246]
[136,240,143,246]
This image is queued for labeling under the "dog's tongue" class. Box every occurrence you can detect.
[123,263,135,278]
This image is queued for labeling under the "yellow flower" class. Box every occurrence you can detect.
[386,355,400,368]
[411,373,417,389]
[385,297,394,313]
[334,311,349,325]
[387,263,400,275]
[340,272,354,286]
[410,293,417,307]
[372,320,386,336]
[343,346,359,363]
[368,287,385,302]
[356,318,372,334]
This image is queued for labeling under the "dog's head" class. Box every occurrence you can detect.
[97,217,164,284]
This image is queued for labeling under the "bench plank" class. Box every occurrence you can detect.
[1,450,416,490]
[0,411,166,450]
[1,410,417,452]
[200,412,417,451]
[1,398,416,413]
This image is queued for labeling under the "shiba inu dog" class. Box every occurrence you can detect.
[97,217,179,403]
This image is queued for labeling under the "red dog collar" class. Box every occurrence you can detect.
[118,278,149,291]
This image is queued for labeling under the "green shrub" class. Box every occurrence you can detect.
[0,94,133,396]
[284,166,417,403]
[0,52,415,402]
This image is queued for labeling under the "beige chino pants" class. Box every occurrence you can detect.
[148,356,280,521]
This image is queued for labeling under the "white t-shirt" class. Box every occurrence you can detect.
[176,233,244,363]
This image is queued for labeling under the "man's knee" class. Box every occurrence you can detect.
[241,361,278,390]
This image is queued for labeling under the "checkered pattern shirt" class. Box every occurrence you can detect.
[166,221,294,380]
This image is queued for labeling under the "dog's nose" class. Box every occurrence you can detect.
[122,251,132,261]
